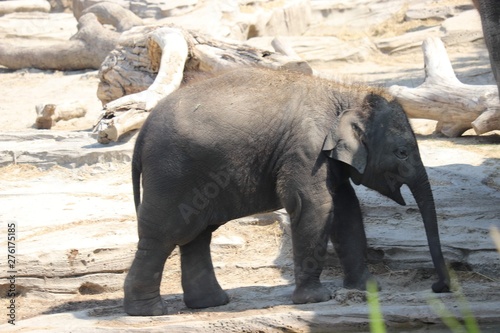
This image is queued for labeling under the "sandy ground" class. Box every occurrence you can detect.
[0,2,499,332]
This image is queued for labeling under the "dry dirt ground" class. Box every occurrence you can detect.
[0,2,499,332]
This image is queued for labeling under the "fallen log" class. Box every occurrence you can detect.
[389,37,500,137]
[97,26,314,105]
[0,12,118,70]
[0,2,142,70]
[79,1,143,32]
[95,27,189,144]
[35,102,87,129]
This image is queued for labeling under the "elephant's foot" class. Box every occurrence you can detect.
[124,295,168,316]
[292,281,331,304]
[343,269,376,290]
[432,279,450,293]
[123,240,174,316]
[184,286,229,309]
[180,229,230,309]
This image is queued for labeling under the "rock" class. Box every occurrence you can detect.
[47,0,72,12]
[468,250,500,279]
[129,0,198,19]
[246,36,376,64]
[73,0,130,19]
[0,0,51,16]
[249,0,311,37]
[376,9,484,55]
[155,0,312,40]
[376,26,441,54]
[440,9,483,45]
[308,0,408,33]
[405,3,455,21]
[212,235,245,249]
[3,295,500,332]
[155,1,245,40]
[0,131,134,168]
[0,12,77,41]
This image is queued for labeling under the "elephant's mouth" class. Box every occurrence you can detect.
[350,168,407,206]
[386,185,406,206]
[382,173,407,206]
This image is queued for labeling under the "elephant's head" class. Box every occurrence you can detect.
[322,93,450,293]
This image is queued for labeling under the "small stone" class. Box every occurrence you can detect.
[212,235,245,249]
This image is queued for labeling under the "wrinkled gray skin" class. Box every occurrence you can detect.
[474,0,500,97]
[125,68,450,316]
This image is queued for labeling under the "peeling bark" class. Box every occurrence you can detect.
[96,27,188,144]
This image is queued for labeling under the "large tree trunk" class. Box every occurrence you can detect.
[0,12,115,70]
[97,26,313,105]
[77,1,143,32]
[94,26,314,143]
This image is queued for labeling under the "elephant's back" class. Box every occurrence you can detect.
[135,67,337,183]
[141,68,308,153]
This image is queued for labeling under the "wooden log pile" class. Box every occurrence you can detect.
[95,32,500,143]
[94,26,313,143]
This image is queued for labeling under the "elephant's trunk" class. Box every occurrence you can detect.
[408,166,450,293]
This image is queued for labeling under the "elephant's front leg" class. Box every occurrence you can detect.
[331,181,373,290]
[124,237,174,316]
[180,228,229,308]
[287,194,333,304]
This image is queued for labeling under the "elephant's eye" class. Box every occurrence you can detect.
[394,147,408,160]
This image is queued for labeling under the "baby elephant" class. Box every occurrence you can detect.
[125,68,450,316]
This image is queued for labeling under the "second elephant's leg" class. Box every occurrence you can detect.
[180,228,229,308]
[331,181,373,290]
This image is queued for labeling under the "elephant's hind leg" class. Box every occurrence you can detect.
[180,228,229,308]
[124,201,175,316]
[124,237,174,316]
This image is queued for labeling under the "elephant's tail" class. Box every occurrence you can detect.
[131,152,142,213]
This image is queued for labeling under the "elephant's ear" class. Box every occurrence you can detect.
[322,111,368,174]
